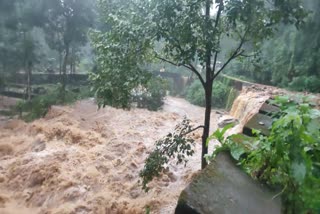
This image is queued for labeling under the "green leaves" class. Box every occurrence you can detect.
[291,161,307,184]
[92,0,307,109]
[139,117,195,191]
[219,96,320,212]
[206,122,234,145]
[90,0,156,108]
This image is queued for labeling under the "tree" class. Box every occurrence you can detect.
[0,0,46,100]
[227,0,320,93]
[44,0,95,93]
[92,0,307,172]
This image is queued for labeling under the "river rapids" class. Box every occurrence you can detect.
[0,96,222,214]
[1,84,313,214]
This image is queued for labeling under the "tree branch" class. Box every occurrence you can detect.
[186,63,205,87]
[210,1,223,79]
[239,52,256,58]
[155,55,205,87]
[183,125,205,136]
[212,29,248,80]
[155,55,181,67]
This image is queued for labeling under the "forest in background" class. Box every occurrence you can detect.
[0,0,319,95]
[0,1,319,213]
[227,0,320,93]
[0,0,97,83]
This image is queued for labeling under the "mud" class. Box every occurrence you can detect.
[0,97,221,214]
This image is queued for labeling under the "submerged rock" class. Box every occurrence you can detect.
[175,152,281,214]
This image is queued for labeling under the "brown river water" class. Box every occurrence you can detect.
[0,87,279,214]
[0,96,224,214]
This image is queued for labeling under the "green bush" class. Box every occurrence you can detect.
[289,75,320,93]
[185,80,232,109]
[131,77,168,111]
[210,96,320,213]
[17,85,94,121]
[185,81,205,106]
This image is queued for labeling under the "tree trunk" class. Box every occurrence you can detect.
[73,61,76,74]
[26,61,32,101]
[201,81,213,169]
[70,62,73,75]
[62,43,70,93]
[201,0,212,169]
[59,51,62,75]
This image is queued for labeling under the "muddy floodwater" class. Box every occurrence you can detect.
[0,96,223,214]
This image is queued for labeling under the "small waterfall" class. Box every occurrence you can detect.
[227,87,271,135]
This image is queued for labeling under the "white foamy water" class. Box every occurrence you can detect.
[0,96,220,214]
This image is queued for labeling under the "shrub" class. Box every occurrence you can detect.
[17,85,93,121]
[289,75,320,93]
[185,80,232,109]
[210,96,320,213]
[131,77,168,111]
[185,81,205,106]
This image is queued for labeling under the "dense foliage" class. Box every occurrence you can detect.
[226,1,320,93]
[16,86,93,121]
[0,0,97,100]
[131,77,168,111]
[185,79,233,109]
[210,96,320,213]
[140,117,196,191]
[93,0,307,169]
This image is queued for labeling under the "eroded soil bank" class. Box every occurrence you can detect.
[0,97,220,214]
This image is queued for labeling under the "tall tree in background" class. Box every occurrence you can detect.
[17,0,45,100]
[227,0,320,93]
[0,0,24,76]
[45,0,95,93]
[92,0,307,171]
[0,0,45,100]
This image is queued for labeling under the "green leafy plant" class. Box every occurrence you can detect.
[131,77,168,111]
[210,96,320,213]
[139,117,198,192]
[185,80,233,109]
[289,75,320,93]
[16,85,93,121]
[92,0,307,170]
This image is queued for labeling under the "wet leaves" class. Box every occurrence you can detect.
[139,117,195,192]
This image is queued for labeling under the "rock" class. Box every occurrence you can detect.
[175,152,281,214]
[218,115,239,128]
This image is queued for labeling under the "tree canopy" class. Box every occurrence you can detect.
[227,0,320,92]
[92,0,307,169]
